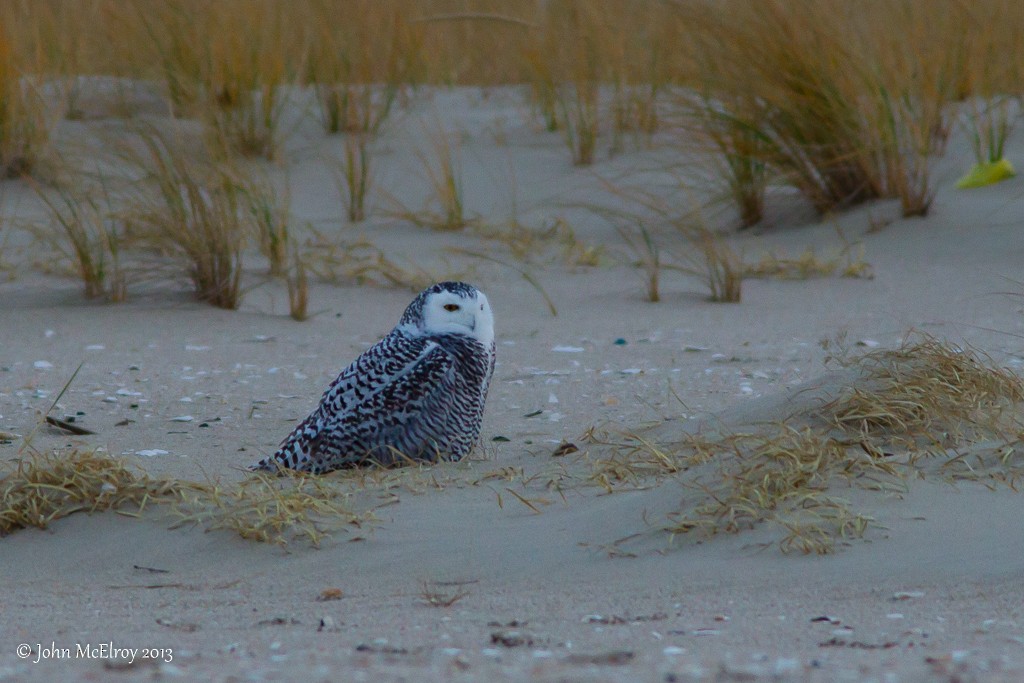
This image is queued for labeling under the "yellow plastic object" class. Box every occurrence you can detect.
[956,158,1016,189]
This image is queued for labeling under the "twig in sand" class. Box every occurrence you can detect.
[418,580,470,608]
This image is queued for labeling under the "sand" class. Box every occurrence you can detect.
[1,85,1023,682]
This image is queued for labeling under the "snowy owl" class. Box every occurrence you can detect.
[252,281,495,474]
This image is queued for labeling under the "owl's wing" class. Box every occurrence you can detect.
[252,339,456,472]
[315,332,429,415]
[309,341,457,466]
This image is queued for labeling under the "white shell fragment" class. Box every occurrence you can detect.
[892,591,925,601]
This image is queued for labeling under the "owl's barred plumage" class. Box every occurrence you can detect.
[252,282,495,474]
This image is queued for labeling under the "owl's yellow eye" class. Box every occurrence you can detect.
[443,303,460,312]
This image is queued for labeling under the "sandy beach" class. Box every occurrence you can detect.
[2,83,1024,683]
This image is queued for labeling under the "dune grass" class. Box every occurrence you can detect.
[171,469,365,548]
[674,1,985,219]
[329,133,375,223]
[302,1,413,137]
[0,29,52,178]
[0,448,365,548]
[822,335,1024,447]
[743,242,873,281]
[590,183,743,303]
[588,335,1024,554]
[118,126,249,309]
[0,449,172,536]
[384,123,475,231]
[286,246,310,321]
[238,170,291,277]
[0,1,1020,288]
[29,175,128,301]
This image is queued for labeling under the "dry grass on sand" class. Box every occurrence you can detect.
[4,336,1022,559]
[1,448,367,548]
[583,334,1024,554]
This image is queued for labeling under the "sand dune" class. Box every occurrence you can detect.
[2,86,1024,682]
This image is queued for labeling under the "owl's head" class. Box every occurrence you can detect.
[400,281,494,345]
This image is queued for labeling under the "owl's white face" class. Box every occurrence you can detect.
[420,288,494,345]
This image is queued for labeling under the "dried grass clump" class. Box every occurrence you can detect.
[302,1,413,136]
[823,336,1024,446]
[172,470,365,548]
[328,133,375,223]
[386,125,475,231]
[0,448,363,548]
[675,1,964,219]
[121,126,248,309]
[0,35,51,178]
[606,335,1024,554]
[743,243,873,281]
[302,230,438,291]
[664,427,886,555]
[589,185,743,303]
[29,177,129,301]
[286,246,310,321]
[583,430,689,492]
[0,449,185,536]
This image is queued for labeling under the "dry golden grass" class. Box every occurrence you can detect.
[383,123,476,231]
[131,1,295,159]
[823,335,1024,447]
[302,2,413,137]
[0,28,52,178]
[1,447,365,548]
[119,126,248,309]
[286,246,310,322]
[416,125,470,231]
[679,2,876,213]
[664,427,883,555]
[590,335,1024,554]
[676,213,743,304]
[0,0,1019,245]
[29,175,128,301]
[329,133,374,223]
[586,182,743,303]
[0,449,187,536]
[29,128,303,307]
[239,171,291,277]
[743,243,873,281]
[673,1,999,218]
[172,469,365,548]
[684,94,768,229]
[301,228,440,291]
